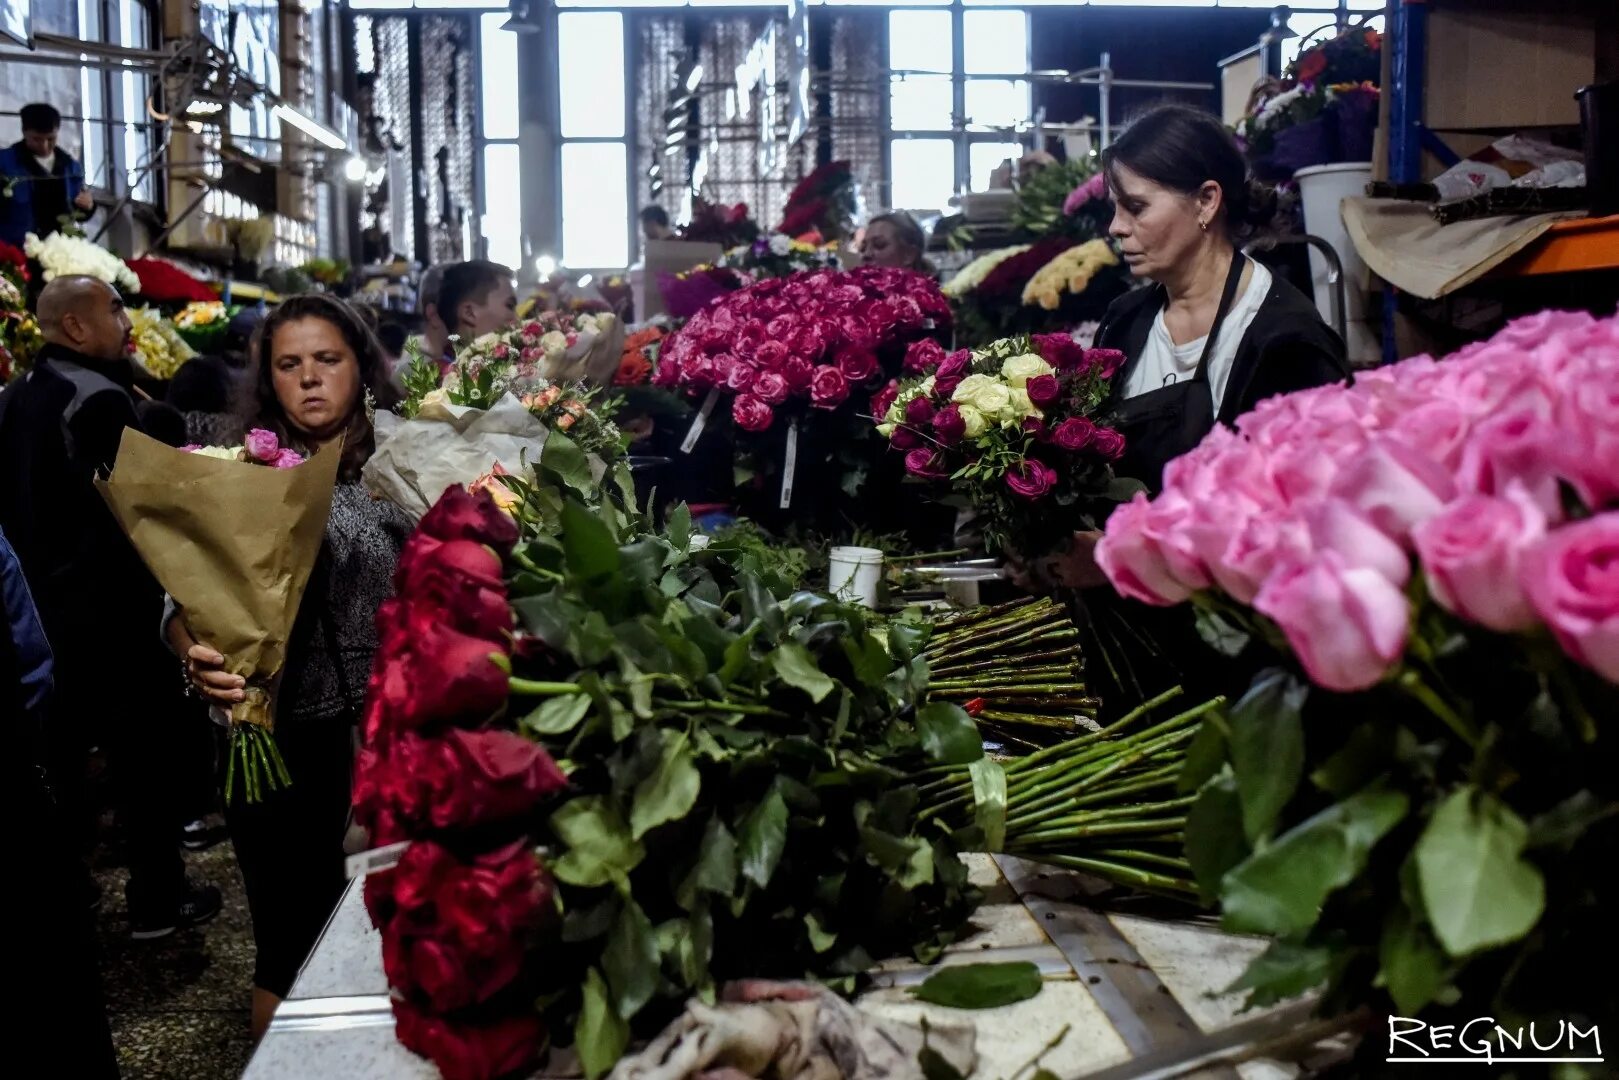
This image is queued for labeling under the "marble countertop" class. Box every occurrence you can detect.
[243,855,1309,1080]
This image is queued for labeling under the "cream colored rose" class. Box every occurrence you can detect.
[188,445,243,461]
[1008,387,1040,421]
[421,387,451,411]
[1000,353,1055,389]
[957,404,989,439]
[951,373,1013,420]
[540,331,569,354]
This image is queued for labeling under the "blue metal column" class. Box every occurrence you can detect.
[1382,0,1428,364]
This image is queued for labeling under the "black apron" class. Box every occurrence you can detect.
[1109,253,1248,494]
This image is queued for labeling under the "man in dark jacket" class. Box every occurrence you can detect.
[0,103,95,248]
[0,275,221,938]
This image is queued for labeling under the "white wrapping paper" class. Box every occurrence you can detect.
[363,393,550,520]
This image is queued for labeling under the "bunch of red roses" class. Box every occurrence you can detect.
[125,257,217,304]
[354,486,569,1080]
[655,265,951,435]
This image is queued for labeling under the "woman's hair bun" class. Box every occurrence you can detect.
[1237,177,1280,233]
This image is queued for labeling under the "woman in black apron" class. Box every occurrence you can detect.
[1027,105,1349,713]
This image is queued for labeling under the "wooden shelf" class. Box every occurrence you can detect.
[1492,214,1619,277]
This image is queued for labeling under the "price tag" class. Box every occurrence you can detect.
[345,840,410,880]
[779,419,800,509]
[680,389,720,454]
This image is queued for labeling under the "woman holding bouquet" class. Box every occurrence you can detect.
[164,294,413,1038]
[1025,105,1348,707]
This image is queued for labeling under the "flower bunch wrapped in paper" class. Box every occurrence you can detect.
[1236,26,1380,180]
[1095,310,1619,1026]
[25,231,141,293]
[125,257,217,304]
[777,160,857,241]
[171,299,233,353]
[129,306,198,380]
[876,333,1132,557]
[97,429,339,802]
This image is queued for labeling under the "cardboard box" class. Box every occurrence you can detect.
[1424,0,1597,131]
[640,239,724,320]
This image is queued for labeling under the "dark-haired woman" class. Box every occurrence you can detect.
[1031,105,1349,709]
[164,294,413,1039]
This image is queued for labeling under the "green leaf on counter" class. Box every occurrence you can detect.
[576,967,629,1080]
[630,731,701,840]
[1221,787,1409,937]
[602,897,659,1019]
[1224,939,1337,1008]
[1415,787,1545,957]
[909,961,1043,1009]
[522,692,592,737]
[738,786,789,888]
[549,796,646,888]
[772,641,837,703]
[1185,774,1248,905]
[1228,669,1307,845]
[917,702,983,766]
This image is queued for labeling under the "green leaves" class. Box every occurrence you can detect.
[575,967,629,1080]
[738,787,789,888]
[602,898,659,1019]
[677,814,738,909]
[561,498,619,581]
[1221,787,1409,937]
[522,692,591,737]
[1414,787,1545,957]
[916,702,984,766]
[549,797,646,888]
[771,641,837,703]
[1185,774,1248,905]
[541,430,594,495]
[1379,905,1451,1014]
[909,961,1043,1009]
[1224,940,1338,1008]
[1227,670,1307,845]
[630,731,701,840]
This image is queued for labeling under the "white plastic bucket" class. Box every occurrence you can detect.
[1294,161,1378,365]
[829,546,884,608]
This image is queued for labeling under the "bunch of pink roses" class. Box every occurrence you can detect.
[655,265,951,434]
[1097,309,1619,692]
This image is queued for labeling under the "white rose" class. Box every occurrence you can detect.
[541,331,568,354]
[957,404,989,439]
[421,387,450,411]
[951,374,1013,421]
[768,233,791,256]
[189,445,243,461]
[1008,388,1040,422]
[1000,353,1055,389]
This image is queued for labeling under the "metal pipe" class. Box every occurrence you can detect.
[1246,233,1348,343]
[1099,51,1112,148]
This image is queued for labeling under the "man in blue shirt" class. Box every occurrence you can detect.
[0,102,94,248]
[0,525,50,716]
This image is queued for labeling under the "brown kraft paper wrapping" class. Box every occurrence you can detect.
[96,429,341,730]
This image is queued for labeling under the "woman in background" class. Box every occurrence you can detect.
[860,210,933,273]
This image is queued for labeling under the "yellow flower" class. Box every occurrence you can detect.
[1000,353,1054,389]
[951,373,1014,421]
[1021,240,1119,309]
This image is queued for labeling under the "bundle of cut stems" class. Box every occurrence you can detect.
[920,687,1222,899]
[922,597,1097,749]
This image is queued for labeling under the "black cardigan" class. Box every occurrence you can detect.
[1096,270,1350,426]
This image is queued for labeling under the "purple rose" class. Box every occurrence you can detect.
[1026,374,1062,408]
[782,357,816,392]
[905,448,949,480]
[838,349,879,384]
[891,424,922,450]
[272,448,305,469]
[244,428,281,463]
[1031,333,1085,371]
[1091,428,1126,460]
[751,370,791,405]
[1052,418,1096,452]
[932,404,966,446]
[724,358,758,393]
[905,395,935,426]
[904,339,947,374]
[934,349,971,397]
[1023,417,1049,440]
[732,394,775,433]
[810,367,850,409]
[1006,460,1058,501]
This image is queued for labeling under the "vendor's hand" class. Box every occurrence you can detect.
[621,415,655,441]
[185,644,246,707]
[1042,530,1109,590]
[74,189,95,212]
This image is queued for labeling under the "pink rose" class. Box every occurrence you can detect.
[904,448,949,480]
[792,325,829,362]
[1454,409,1566,519]
[1051,417,1095,452]
[1389,400,1473,470]
[904,339,947,374]
[1006,459,1057,501]
[934,350,971,397]
[932,404,966,445]
[810,367,850,409]
[751,370,790,406]
[724,357,758,393]
[1026,374,1061,409]
[1091,428,1126,460]
[1209,512,1313,605]
[711,353,737,387]
[1412,492,1546,632]
[272,448,305,469]
[732,394,775,433]
[905,395,935,426]
[781,356,816,392]
[754,340,789,371]
[1254,551,1409,692]
[683,354,718,389]
[1520,512,1619,681]
[1492,309,1597,351]
[244,428,280,463]
[1301,498,1411,586]
[1096,493,1210,606]
[1330,436,1455,540]
[1555,366,1619,509]
[838,349,879,384]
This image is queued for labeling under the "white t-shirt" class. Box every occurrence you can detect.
[33,154,56,174]
[1121,260,1272,414]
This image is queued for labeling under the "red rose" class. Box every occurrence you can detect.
[1031,333,1085,371]
[1087,348,1127,379]
[1052,417,1097,452]
[753,339,789,371]
[934,350,971,398]
[369,622,511,736]
[903,339,946,374]
[932,404,966,446]
[1026,374,1062,409]
[1023,416,1049,441]
[835,349,877,384]
[751,370,791,405]
[392,999,544,1080]
[364,867,398,929]
[418,487,520,553]
[904,448,949,480]
[1091,427,1126,459]
[397,535,503,594]
[810,367,850,410]
[732,394,775,433]
[683,354,718,389]
[781,356,815,392]
[890,424,922,450]
[1007,460,1058,500]
[652,356,682,388]
[1295,48,1327,85]
[871,380,901,422]
[905,395,935,426]
[354,729,567,835]
[724,357,757,393]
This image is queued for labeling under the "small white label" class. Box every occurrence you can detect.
[345,840,410,880]
[680,389,721,454]
[779,419,799,509]
[921,318,936,330]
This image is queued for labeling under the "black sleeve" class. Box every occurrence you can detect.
[1232,323,1351,418]
[65,389,140,478]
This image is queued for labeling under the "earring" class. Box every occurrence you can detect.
[1199,219,1209,232]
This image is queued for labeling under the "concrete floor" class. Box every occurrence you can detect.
[92,838,256,1080]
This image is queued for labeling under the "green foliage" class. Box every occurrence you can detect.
[908,962,1044,1009]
